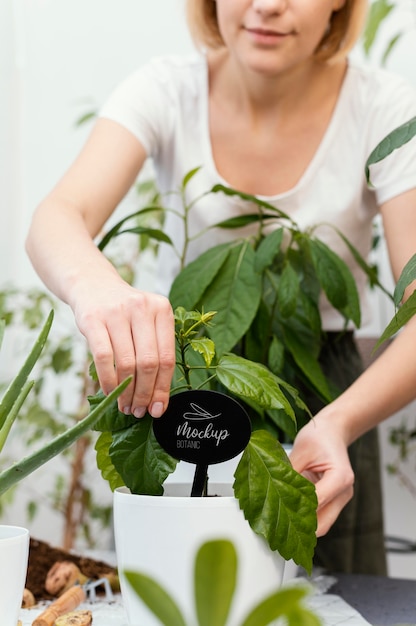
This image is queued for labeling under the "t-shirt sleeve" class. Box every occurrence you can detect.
[99,58,176,159]
[365,73,416,206]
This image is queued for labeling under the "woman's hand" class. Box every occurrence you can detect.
[289,413,354,537]
[72,279,175,418]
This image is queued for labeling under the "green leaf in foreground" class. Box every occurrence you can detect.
[241,585,322,626]
[195,540,237,626]
[124,570,187,626]
[234,430,317,574]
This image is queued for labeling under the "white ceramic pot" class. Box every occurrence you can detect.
[114,484,285,626]
[0,525,29,626]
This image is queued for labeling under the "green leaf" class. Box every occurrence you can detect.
[0,381,34,455]
[89,391,137,433]
[282,326,332,403]
[75,111,97,126]
[0,319,5,350]
[124,570,187,626]
[365,116,416,182]
[169,242,232,310]
[308,239,348,311]
[254,228,284,274]
[212,213,275,230]
[267,336,285,375]
[0,310,53,431]
[109,416,178,495]
[95,431,125,491]
[182,165,202,189]
[97,206,165,251]
[277,262,300,319]
[211,184,293,222]
[266,408,298,442]
[330,254,361,328]
[189,337,216,368]
[394,253,416,305]
[196,241,262,355]
[115,226,172,244]
[241,585,321,626]
[331,226,392,301]
[51,345,73,374]
[195,540,237,626]
[216,354,296,421]
[381,32,402,66]
[362,0,395,55]
[234,430,317,574]
[374,290,416,350]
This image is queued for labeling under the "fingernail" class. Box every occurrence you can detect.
[123,406,131,415]
[133,407,147,419]
[150,402,164,418]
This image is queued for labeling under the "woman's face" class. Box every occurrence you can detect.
[214,0,345,75]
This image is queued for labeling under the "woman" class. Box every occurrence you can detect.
[26,0,416,574]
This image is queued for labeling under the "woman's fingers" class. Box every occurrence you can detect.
[75,288,176,417]
[290,419,355,536]
[314,471,354,536]
[129,295,175,417]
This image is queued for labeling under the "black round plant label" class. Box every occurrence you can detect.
[153,390,252,465]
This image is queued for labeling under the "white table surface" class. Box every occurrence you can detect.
[20,591,371,626]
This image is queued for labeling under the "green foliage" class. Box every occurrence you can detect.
[0,311,129,498]
[365,118,416,348]
[125,539,321,626]
[362,0,398,62]
[234,430,317,569]
[90,168,391,574]
[166,176,376,429]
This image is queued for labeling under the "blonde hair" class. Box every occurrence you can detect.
[185,0,368,63]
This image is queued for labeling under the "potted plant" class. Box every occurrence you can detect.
[86,168,386,625]
[98,306,318,625]
[0,310,129,626]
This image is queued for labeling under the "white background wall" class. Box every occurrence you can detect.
[1,0,416,578]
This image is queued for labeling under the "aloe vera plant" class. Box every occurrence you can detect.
[0,310,130,498]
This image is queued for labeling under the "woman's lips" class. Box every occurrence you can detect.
[245,27,290,44]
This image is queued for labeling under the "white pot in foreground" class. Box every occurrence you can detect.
[113,483,285,626]
[0,525,29,626]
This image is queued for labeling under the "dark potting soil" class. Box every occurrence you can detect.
[26,537,117,602]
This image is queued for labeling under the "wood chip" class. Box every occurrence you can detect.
[54,609,92,625]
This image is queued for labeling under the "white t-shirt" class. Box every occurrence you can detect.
[99,54,416,330]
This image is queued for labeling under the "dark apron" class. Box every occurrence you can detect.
[300,331,387,575]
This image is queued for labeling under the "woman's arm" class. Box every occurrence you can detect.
[26,118,176,419]
[290,187,416,536]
